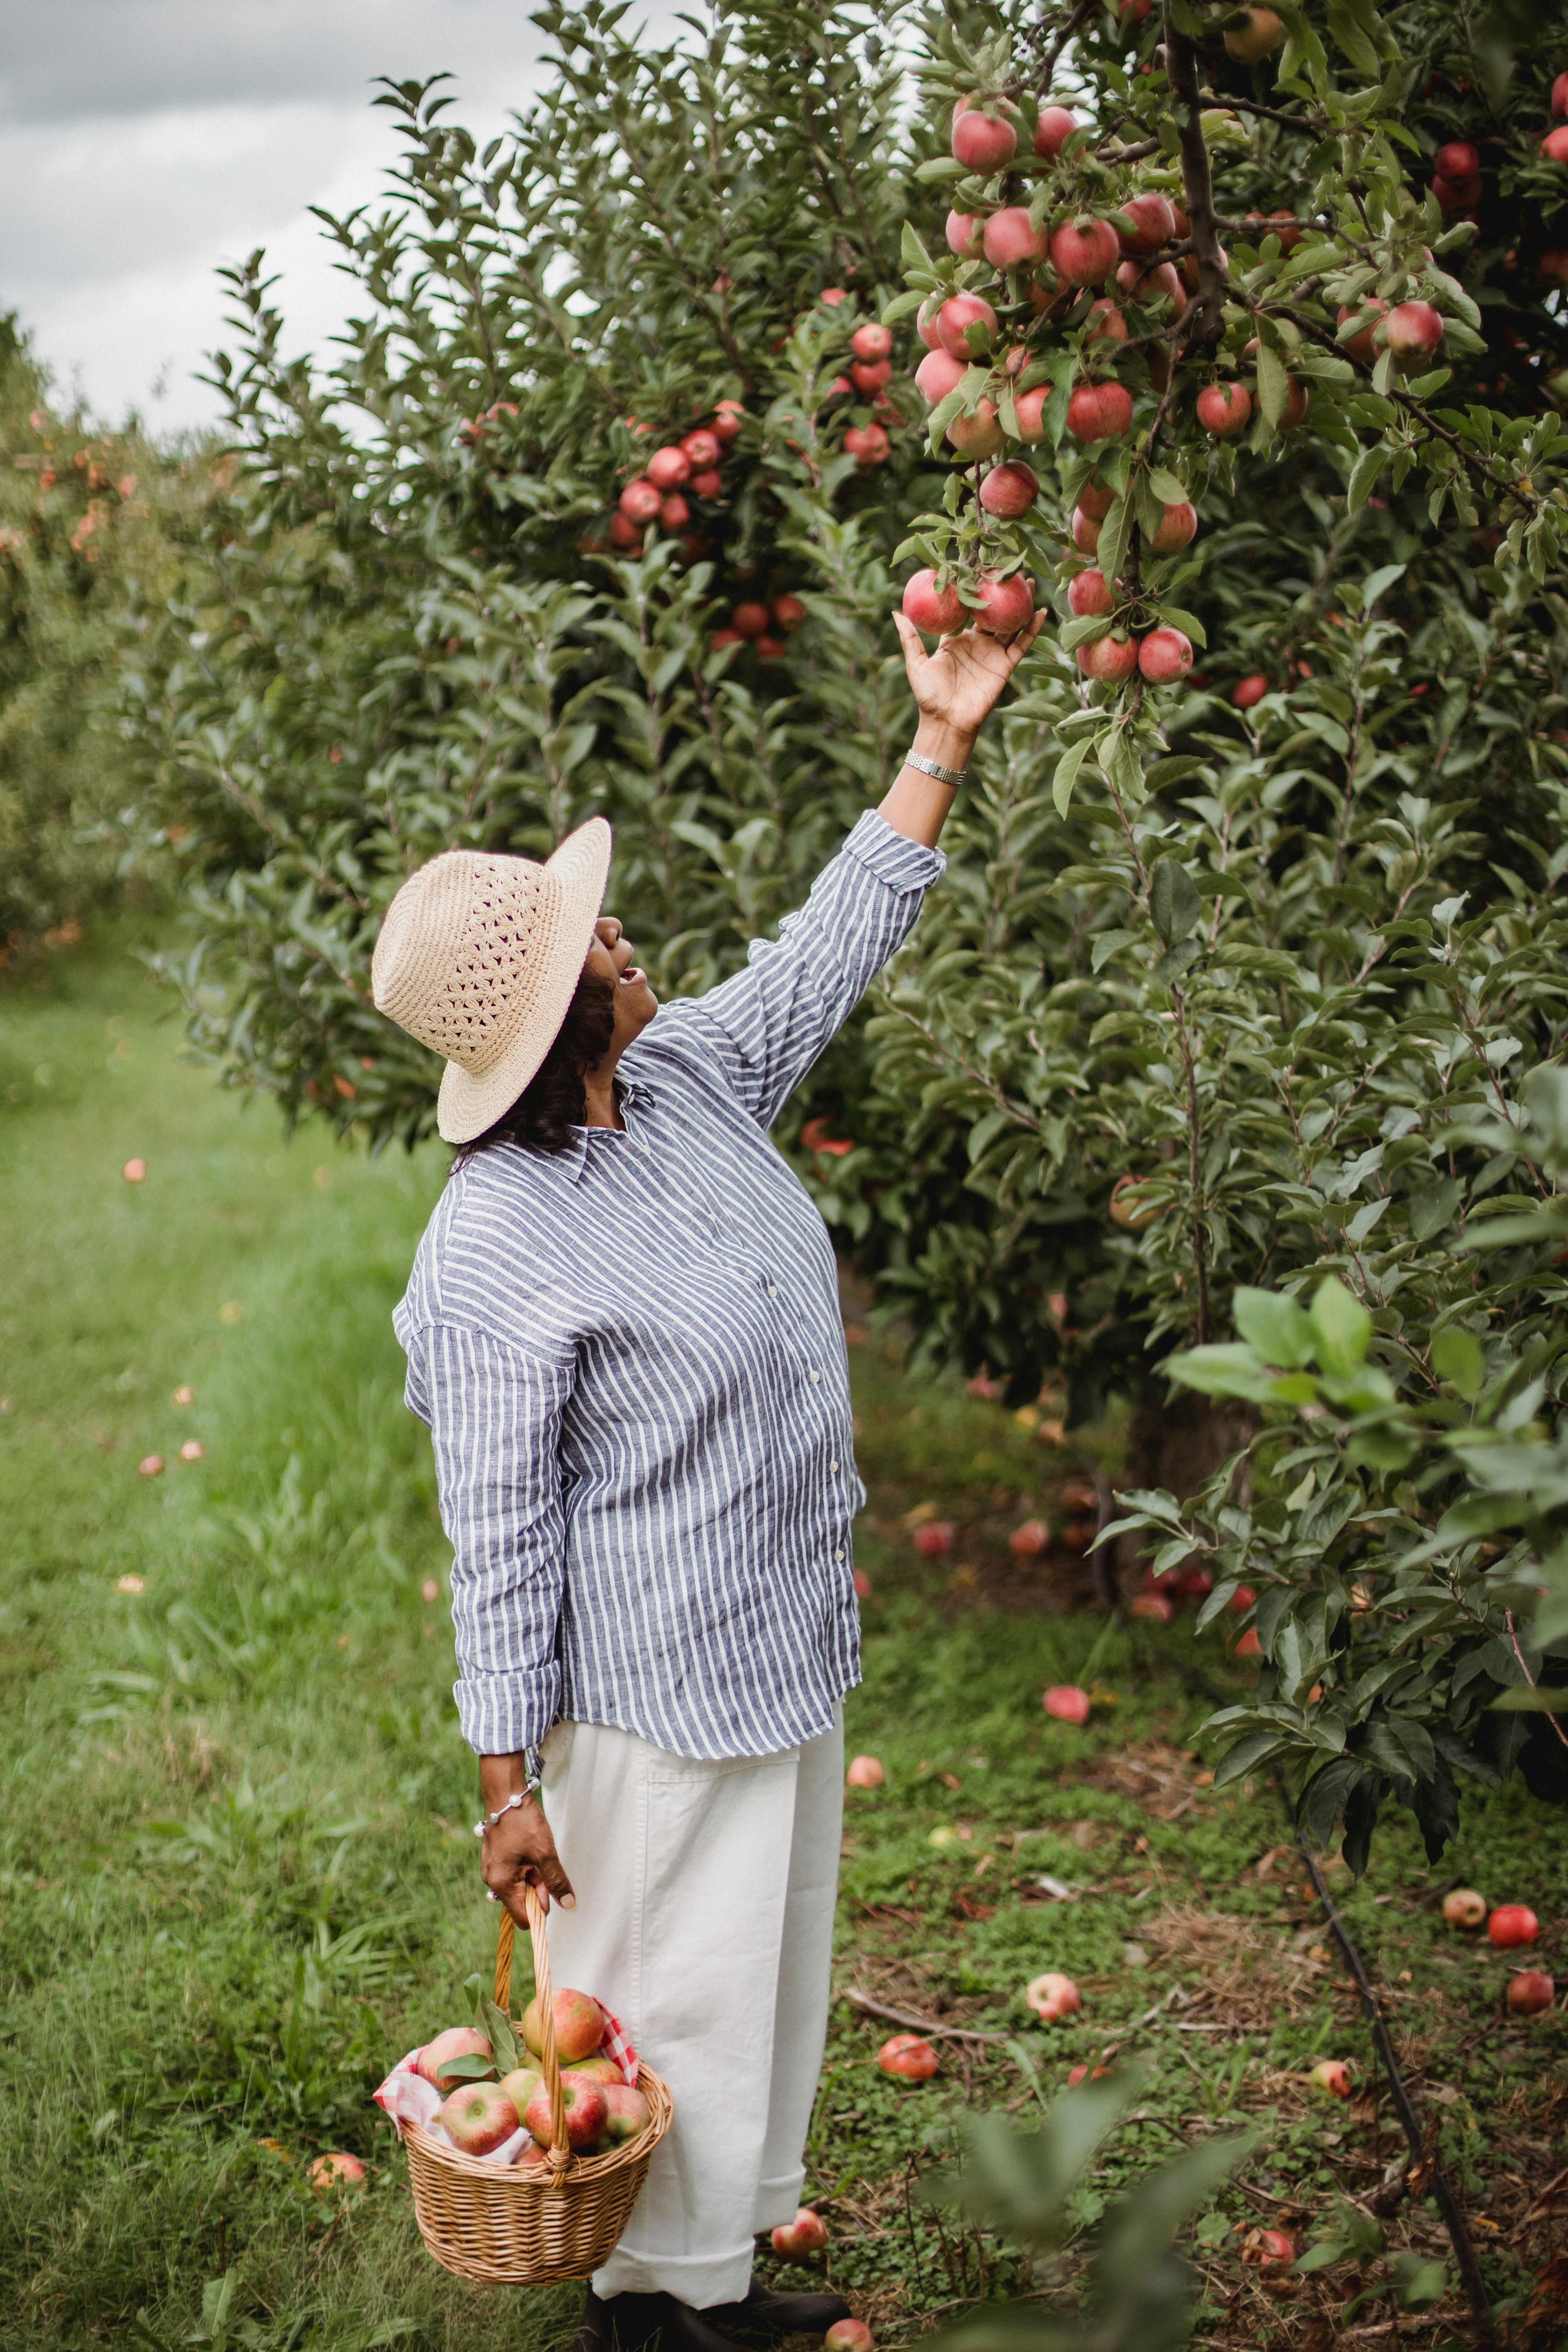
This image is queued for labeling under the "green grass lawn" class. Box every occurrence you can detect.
[0,929,1562,2352]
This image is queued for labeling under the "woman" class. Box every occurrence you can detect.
[371,609,1042,2352]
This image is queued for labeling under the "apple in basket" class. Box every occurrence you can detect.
[440,2080,519,2155]
[523,1987,604,2063]
[416,2026,492,2087]
[602,2082,652,2144]
[566,2053,623,2085]
[526,2072,608,2152]
[500,2065,543,2116]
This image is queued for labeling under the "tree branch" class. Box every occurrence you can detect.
[1160,7,1227,346]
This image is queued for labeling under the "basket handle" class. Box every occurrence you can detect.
[495,1887,571,2172]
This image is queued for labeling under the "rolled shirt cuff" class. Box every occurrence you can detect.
[454,1664,561,1758]
[842,807,946,890]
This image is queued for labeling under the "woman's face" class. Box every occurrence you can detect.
[584,916,659,1058]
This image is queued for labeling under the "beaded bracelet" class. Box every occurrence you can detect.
[472,1781,541,1839]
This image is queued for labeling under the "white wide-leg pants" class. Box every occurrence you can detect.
[538,1705,844,2308]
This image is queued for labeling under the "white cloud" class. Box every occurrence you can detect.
[0,1,574,430]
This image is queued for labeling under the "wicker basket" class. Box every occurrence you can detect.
[404,1885,674,2284]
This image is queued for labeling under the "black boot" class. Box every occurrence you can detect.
[698,2280,853,2345]
[576,2290,682,2352]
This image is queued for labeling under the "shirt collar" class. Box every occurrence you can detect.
[554,1077,654,1184]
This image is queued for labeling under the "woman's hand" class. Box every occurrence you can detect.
[893,607,1048,746]
[478,1758,575,1925]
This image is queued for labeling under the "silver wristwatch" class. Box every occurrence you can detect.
[903,749,969,789]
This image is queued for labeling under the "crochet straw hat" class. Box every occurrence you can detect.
[372,818,613,1145]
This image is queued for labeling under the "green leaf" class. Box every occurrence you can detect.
[1430,1327,1483,1400]
[1256,342,1289,432]
[1488,1685,1568,1711]
[1149,858,1201,946]
[481,1995,520,2074]
[435,2050,497,2087]
[1232,1287,1316,1368]
[1346,445,1386,514]
[1052,735,1093,818]
[1309,1276,1370,1376]
[1167,1344,1278,1402]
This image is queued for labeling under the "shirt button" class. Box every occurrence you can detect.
[810,1369,821,1383]
[768,1285,779,1298]
[830,1459,840,1472]
[834,1548,845,1562]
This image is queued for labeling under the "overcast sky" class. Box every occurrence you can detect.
[0,1,606,434]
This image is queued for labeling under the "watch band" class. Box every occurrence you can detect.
[903,748,969,789]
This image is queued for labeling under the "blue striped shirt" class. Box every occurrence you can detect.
[393,812,946,1761]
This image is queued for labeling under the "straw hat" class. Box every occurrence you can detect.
[371,818,613,1145]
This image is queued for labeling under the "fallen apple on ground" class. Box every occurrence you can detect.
[846,1754,884,1788]
[878,2033,939,2080]
[1025,1971,1081,2022]
[1442,1887,1486,1929]
[1311,2058,1352,2098]
[1488,1904,1539,1948]
[307,2151,366,2191]
[1242,2227,1296,2267]
[1506,1969,1555,2015]
[1043,1684,1090,1724]
[771,2207,828,2257]
[824,2323,874,2352]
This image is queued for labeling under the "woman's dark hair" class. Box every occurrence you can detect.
[453,968,619,1161]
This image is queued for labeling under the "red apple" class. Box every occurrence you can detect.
[1337,299,1387,364]
[1068,569,1114,618]
[442,2080,520,2155]
[1138,627,1193,684]
[1066,381,1133,442]
[1026,1971,1081,2022]
[1079,632,1138,682]
[1130,1591,1174,1622]
[846,1753,885,1788]
[1234,1624,1263,1655]
[1243,2227,1297,2268]
[952,102,1017,171]
[902,569,964,636]
[1196,381,1251,436]
[984,208,1048,269]
[913,1519,955,1555]
[690,469,724,499]
[602,2082,652,2141]
[1544,127,1568,164]
[1432,172,1479,215]
[522,1988,604,2063]
[1150,500,1197,552]
[1070,505,1102,555]
[1044,1684,1091,1724]
[1442,1888,1486,1929]
[979,461,1039,517]
[563,2056,621,2085]
[308,2150,366,2191]
[1010,1517,1052,1554]
[825,2325,874,2352]
[1223,7,1283,62]
[1383,300,1444,366]
[1084,299,1127,345]
[1232,673,1268,710]
[138,1454,164,1478]
[1067,2064,1111,2086]
[710,628,743,651]
[1229,1584,1256,1611]
[772,2206,829,2256]
[1506,1969,1555,2015]
[916,297,944,350]
[1034,105,1078,157]
[1051,217,1121,286]
[732,601,770,639]
[1488,1905,1539,1947]
[844,423,891,465]
[1013,387,1050,442]
[659,495,690,531]
[915,349,966,407]
[122,1156,147,1183]
[945,211,985,260]
[1434,141,1481,181]
[975,572,1035,636]
[878,2034,939,2079]
[850,360,892,395]
[950,401,1007,457]
[1116,258,1187,314]
[1079,480,1117,521]
[681,430,720,469]
[936,294,998,358]
[499,2065,544,2116]
[417,2027,492,2089]
[646,446,690,492]
[1311,2058,1352,2098]
[1117,192,1176,253]
[754,636,788,661]
[851,323,893,362]
[853,1567,872,1599]
[773,596,808,633]
[1555,71,1568,117]
[820,287,850,307]
[618,479,661,522]
[711,401,744,441]
[525,2072,607,2152]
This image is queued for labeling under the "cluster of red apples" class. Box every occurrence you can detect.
[417,1989,650,2161]
[610,401,745,554]
[1433,71,1568,220]
[1441,1888,1554,2015]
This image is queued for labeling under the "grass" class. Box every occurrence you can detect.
[0,927,1562,2351]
